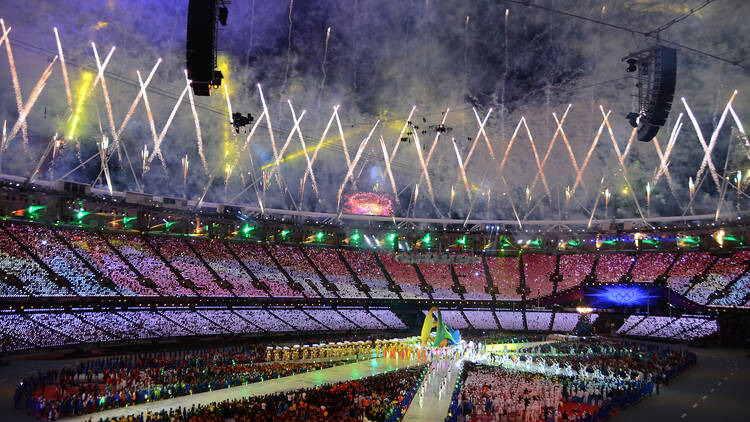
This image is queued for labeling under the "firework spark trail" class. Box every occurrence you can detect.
[683,93,736,190]
[281,0,294,96]
[299,107,336,203]
[5,56,58,148]
[413,183,419,212]
[417,108,449,185]
[449,185,455,212]
[600,106,650,226]
[52,27,71,108]
[257,84,282,191]
[117,59,161,139]
[411,125,442,217]
[451,137,472,201]
[571,110,609,195]
[337,120,380,210]
[182,155,189,197]
[459,108,492,172]
[498,117,524,171]
[520,117,551,199]
[652,112,683,195]
[223,83,233,123]
[1,19,29,150]
[0,25,9,46]
[555,112,584,192]
[379,135,399,203]
[266,101,305,182]
[136,70,163,169]
[146,84,188,169]
[226,112,268,205]
[320,27,331,94]
[92,43,119,154]
[286,101,318,202]
[387,106,417,163]
[587,176,606,228]
[185,70,208,174]
[530,105,571,195]
[334,108,354,178]
[99,137,113,195]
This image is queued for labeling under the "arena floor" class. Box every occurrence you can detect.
[0,344,747,421]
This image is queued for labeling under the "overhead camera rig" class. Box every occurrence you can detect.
[622,45,677,142]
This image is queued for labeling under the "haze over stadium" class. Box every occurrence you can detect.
[0,1,748,421]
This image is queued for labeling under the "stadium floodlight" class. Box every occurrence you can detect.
[242,224,255,235]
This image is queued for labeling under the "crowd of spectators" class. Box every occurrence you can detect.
[339,249,398,299]
[188,238,268,297]
[418,263,461,299]
[86,365,425,422]
[149,237,232,297]
[17,346,341,420]
[496,310,525,330]
[523,254,556,299]
[685,251,750,305]
[558,254,595,291]
[377,252,429,299]
[304,247,367,298]
[454,261,493,300]
[595,253,634,284]
[551,313,581,333]
[225,242,303,298]
[0,308,408,351]
[617,315,718,340]
[712,273,750,307]
[630,253,675,283]
[337,308,387,330]
[8,224,118,296]
[59,229,156,296]
[667,252,714,294]
[105,234,194,296]
[0,226,68,296]
[485,256,522,300]
[524,311,553,331]
[268,245,331,298]
[463,310,498,330]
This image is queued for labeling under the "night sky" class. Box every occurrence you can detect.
[0,0,748,221]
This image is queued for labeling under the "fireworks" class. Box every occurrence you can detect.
[53,27,71,108]
[5,56,58,148]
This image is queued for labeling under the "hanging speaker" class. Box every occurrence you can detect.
[186,0,220,96]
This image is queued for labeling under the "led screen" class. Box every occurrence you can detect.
[584,284,663,308]
[343,192,394,216]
